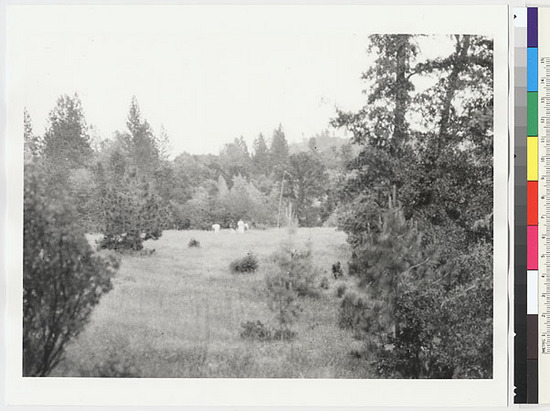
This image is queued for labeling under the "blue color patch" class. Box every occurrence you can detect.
[528,47,538,92]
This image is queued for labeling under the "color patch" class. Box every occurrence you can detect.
[528,92,539,136]
[528,7,538,47]
[528,137,538,180]
[528,270,538,314]
[528,315,539,358]
[527,226,538,270]
[528,48,538,92]
[528,181,538,225]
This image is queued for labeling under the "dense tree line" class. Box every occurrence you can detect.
[24,96,349,246]
[332,34,493,378]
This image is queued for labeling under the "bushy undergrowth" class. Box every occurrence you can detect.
[188,238,200,248]
[332,261,344,279]
[240,320,297,341]
[230,252,259,273]
[338,290,369,337]
[240,320,272,340]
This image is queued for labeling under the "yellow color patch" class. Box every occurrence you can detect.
[528,136,538,181]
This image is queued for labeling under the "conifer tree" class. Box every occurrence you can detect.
[42,94,92,168]
[98,167,165,251]
[23,108,41,164]
[125,96,160,179]
[252,133,269,175]
[269,124,289,179]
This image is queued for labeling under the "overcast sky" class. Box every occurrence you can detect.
[8,5,460,156]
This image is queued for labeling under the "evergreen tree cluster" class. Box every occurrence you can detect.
[25,97,347,236]
[332,34,494,378]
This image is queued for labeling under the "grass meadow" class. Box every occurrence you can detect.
[52,227,372,378]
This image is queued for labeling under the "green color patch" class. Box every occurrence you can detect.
[528,92,538,136]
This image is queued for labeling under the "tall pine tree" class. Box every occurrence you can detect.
[269,124,289,179]
[125,96,160,179]
[252,133,269,175]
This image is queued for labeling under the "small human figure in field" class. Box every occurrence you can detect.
[212,223,220,233]
[244,223,249,231]
[237,219,245,233]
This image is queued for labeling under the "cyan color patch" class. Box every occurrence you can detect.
[528,47,538,92]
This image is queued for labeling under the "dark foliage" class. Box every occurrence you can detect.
[188,238,201,248]
[240,320,272,340]
[338,290,370,336]
[239,320,297,342]
[97,168,165,251]
[23,168,118,376]
[332,34,494,378]
[229,252,259,273]
[332,261,344,279]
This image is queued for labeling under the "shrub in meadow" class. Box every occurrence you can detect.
[240,320,272,341]
[230,252,259,273]
[188,238,201,248]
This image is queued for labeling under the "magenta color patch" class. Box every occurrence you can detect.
[527,226,538,270]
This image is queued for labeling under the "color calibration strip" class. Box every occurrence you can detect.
[527,6,539,404]
[539,7,550,405]
[514,7,528,403]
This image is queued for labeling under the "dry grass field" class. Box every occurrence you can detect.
[52,227,372,378]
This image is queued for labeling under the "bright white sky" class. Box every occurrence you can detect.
[7,5,457,156]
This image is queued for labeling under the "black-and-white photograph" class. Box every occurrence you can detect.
[7,6,508,398]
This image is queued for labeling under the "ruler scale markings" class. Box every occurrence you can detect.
[539,7,550,404]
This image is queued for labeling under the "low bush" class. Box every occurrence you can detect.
[230,252,259,273]
[272,328,297,341]
[188,238,201,248]
[239,320,297,342]
[240,320,272,340]
[332,261,344,279]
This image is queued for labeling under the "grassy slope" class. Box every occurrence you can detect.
[53,227,371,378]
